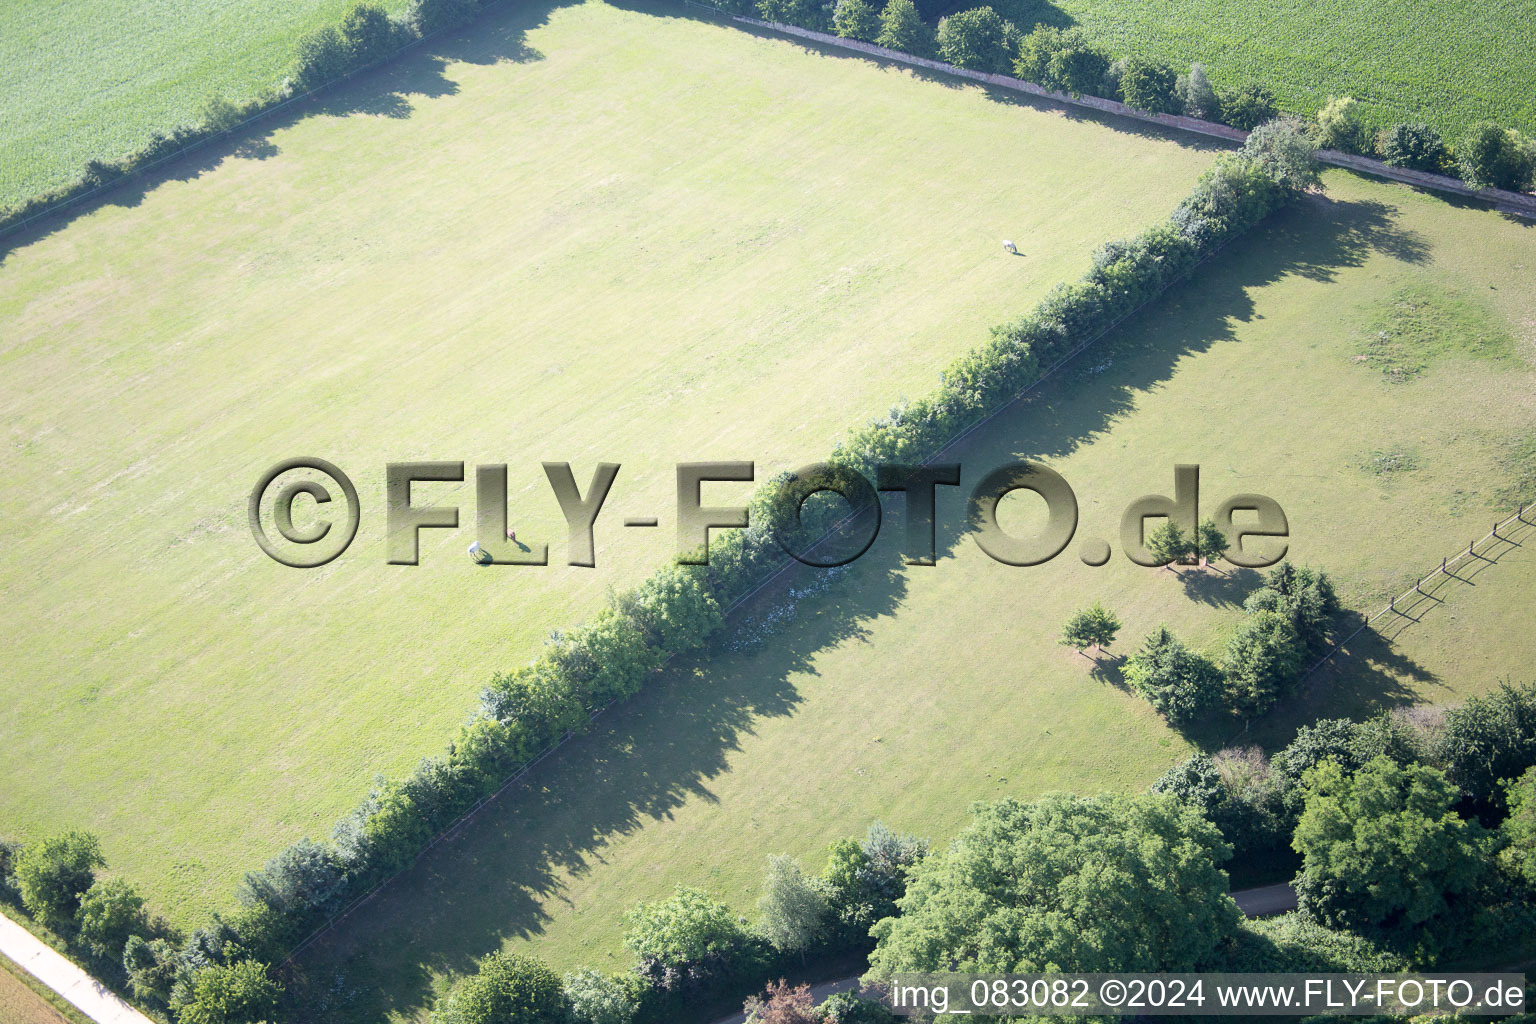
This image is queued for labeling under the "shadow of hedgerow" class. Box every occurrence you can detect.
[286,191,1439,1023]
[0,0,563,267]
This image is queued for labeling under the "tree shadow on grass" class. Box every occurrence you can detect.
[0,0,564,267]
[1176,566,1263,608]
[285,190,1441,1023]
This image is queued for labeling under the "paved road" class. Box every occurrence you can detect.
[0,912,155,1024]
[707,883,1300,1024]
[1233,882,1299,917]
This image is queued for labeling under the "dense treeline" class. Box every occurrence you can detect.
[429,821,921,1023]
[440,681,1536,1020]
[737,0,1536,194]
[1153,682,1536,958]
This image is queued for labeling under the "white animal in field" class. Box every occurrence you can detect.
[468,541,484,562]
[1002,240,1018,254]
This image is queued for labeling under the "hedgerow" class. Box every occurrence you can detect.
[103,120,1315,1022]
[6,31,1328,1023]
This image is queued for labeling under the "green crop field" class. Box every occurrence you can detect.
[1039,0,1536,136]
[0,0,416,208]
[296,165,1536,1022]
[0,0,1221,932]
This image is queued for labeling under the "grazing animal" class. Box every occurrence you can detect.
[1002,239,1018,254]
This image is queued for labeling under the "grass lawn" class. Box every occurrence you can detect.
[296,169,1536,1023]
[0,0,1220,931]
[1034,0,1536,136]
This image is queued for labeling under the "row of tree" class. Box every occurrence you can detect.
[0,0,496,235]
[431,822,923,1023]
[738,0,1536,194]
[1061,561,1339,724]
[0,835,280,1024]
[431,679,1536,1021]
[0,115,1323,1024]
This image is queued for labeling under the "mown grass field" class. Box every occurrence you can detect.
[0,0,1222,931]
[0,0,417,207]
[1039,0,1536,136]
[299,167,1536,1022]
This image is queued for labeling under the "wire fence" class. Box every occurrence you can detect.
[1303,499,1536,678]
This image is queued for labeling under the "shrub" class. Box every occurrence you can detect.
[75,877,145,960]
[742,980,817,1023]
[758,0,833,31]
[1313,96,1369,153]
[1379,122,1448,172]
[1457,121,1536,191]
[1124,627,1223,726]
[339,1,399,66]
[290,25,351,92]
[565,968,639,1024]
[198,96,246,134]
[1151,753,1283,859]
[1014,27,1109,97]
[1230,913,1408,972]
[237,836,343,917]
[1220,82,1277,130]
[756,855,831,953]
[176,961,282,1024]
[832,0,881,41]
[1118,57,1179,114]
[13,830,103,929]
[867,793,1240,975]
[1498,767,1536,890]
[408,0,479,34]
[433,952,567,1024]
[1293,757,1488,955]
[1176,62,1219,119]
[1239,117,1320,192]
[935,8,1012,73]
[822,822,927,938]
[624,887,759,991]
[123,935,179,1003]
[1437,681,1536,810]
[821,991,899,1022]
[874,0,933,55]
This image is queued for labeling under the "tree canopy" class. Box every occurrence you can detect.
[867,793,1240,976]
[1293,757,1488,953]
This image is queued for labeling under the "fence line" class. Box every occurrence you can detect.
[1303,500,1536,678]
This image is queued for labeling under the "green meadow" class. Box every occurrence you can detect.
[0,0,1217,928]
[298,168,1536,1021]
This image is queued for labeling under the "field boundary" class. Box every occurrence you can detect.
[697,6,1536,222]
[278,200,1248,969]
[1305,500,1536,678]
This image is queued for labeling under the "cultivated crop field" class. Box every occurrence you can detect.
[0,0,410,207]
[299,161,1536,1021]
[1040,0,1536,136]
[0,0,1222,930]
